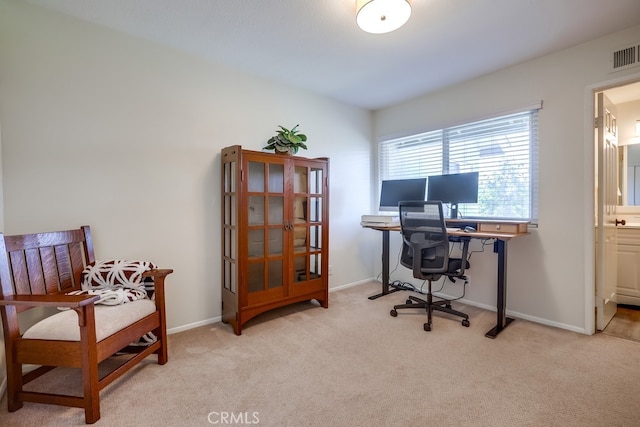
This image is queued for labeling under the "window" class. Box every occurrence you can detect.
[379,108,539,223]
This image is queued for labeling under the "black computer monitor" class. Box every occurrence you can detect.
[378,178,427,212]
[427,172,479,218]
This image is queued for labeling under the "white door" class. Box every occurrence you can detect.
[595,92,619,331]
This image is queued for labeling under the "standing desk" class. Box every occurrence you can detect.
[363,219,529,338]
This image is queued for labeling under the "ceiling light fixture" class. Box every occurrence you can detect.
[356,0,412,34]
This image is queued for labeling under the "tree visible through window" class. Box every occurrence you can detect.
[379,108,539,223]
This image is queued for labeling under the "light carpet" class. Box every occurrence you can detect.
[1,282,639,426]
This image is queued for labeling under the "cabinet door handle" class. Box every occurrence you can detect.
[616,219,626,226]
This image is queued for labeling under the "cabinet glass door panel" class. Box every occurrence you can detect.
[268,228,283,255]
[224,260,231,291]
[293,226,307,253]
[224,260,238,293]
[248,262,264,293]
[292,254,322,282]
[224,228,230,258]
[294,166,308,193]
[224,195,237,226]
[309,225,321,250]
[309,168,322,194]
[268,260,283,289]
[268,196,284,224]
[248,162,265,192]
[224,228,237,258]
[309,254,321,279]
[268,164,284,192]
[224,161,236,192]
[293,255,307,283]
[294,196,307,221]
[230,264,237,293]
[248,196,265,225]
[248,229,264,258]
[309,197,321,222]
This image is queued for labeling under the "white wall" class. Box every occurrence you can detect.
[375,24,640,332]
[0,0,378,337]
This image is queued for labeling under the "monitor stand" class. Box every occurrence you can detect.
[450,204,459,219]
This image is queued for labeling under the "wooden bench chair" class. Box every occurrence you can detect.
[0,226,173,423]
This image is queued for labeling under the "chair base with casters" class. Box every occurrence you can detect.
[390,273,470,332]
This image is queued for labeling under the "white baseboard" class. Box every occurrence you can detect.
[438,295,590,335]
[329,278,376,292]
[167,316,220,335]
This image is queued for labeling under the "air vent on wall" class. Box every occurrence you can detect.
[611,43,640,72]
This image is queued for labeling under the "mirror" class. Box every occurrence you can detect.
[608,81,640,207]
[622,144,640,206]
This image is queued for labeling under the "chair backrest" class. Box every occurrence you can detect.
[399,201,449,280]
[0,226,95,314]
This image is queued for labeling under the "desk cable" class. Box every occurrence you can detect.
[380,241,463,298]
[385,238,496,300]
[464,238,495,262]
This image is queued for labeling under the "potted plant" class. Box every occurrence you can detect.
[263,124,308,155]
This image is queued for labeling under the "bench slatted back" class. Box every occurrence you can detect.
[0,226,95,313]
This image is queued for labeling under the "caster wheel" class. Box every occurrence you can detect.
[423,323,432,332]
[462,319,470,327]
[390,309,398,317]
[405,299,413,304]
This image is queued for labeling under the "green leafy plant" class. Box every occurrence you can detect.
[263,124,308,154]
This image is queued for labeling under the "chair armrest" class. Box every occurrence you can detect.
[406,239,449,278]
[0,293,100,308]
[457,238,470,276]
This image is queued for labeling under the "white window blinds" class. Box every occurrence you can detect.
[379,108,539,223]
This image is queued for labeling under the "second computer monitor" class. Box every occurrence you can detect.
[427,172,479,218]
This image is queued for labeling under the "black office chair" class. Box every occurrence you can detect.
[390,200,471,332]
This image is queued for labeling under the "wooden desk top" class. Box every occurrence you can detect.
[362,218,530,241]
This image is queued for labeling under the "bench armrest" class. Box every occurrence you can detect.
[142,268,174,279]
[0,293,100,308]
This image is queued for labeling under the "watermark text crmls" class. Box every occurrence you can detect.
[207,411,260,425]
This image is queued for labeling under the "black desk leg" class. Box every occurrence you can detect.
[368,229,402,300]
[485,239,515,338]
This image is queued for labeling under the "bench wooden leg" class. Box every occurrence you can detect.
[78,306,101,424]
[6,362,23,412]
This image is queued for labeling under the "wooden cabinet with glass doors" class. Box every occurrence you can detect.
[221,145,329,335]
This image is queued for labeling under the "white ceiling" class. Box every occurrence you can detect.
[25,0,640,110]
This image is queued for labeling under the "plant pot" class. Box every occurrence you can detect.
[275,148,293,155]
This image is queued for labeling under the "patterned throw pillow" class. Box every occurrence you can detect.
[81,259,157,290]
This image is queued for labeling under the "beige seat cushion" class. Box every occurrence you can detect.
[23,299,156,342]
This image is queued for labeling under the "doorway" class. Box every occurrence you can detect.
[597,79,640,342]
